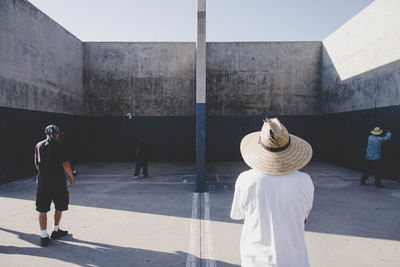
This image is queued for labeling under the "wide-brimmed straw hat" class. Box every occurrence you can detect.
[240,118,312,175]
[371,127,383,135]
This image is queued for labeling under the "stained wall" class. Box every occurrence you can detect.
[0,0,84,114]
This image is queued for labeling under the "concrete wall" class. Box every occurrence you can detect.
[83,42,196,116]
[0,0,84,115]
[322,0,400,113]
[83,42,322,116]
[206,42,322,115]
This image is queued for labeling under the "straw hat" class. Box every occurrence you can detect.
[371,127,383,135]
[240,118,312,175]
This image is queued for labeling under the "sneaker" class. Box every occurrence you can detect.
[40,236,50,247]
[144,174,149,178]
[51,229,68,239]
[360,177,367,185]
[132,176,138,179]
[375,182,384,188]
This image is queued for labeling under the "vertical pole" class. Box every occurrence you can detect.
[196,0,206,192]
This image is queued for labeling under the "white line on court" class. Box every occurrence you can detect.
[76,181,195,185]
[203,192,217,267]
[187,193,200,267]
[78,174,137,177]
[11,178,35,184]
[77,174,192,178]
[183,174,196,184]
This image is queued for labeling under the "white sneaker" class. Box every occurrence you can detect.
[132,176,138,179]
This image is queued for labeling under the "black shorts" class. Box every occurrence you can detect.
[36,191,69,213]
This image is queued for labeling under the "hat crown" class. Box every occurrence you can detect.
[371,126,383,135]
[260,118,290,149]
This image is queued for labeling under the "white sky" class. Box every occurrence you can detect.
[27,0,374,42]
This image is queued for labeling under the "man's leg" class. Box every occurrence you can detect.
[54,210,62,226]
[38,212,50,246]
[143,159,148,177]
[373,160,384,187]
[361,160,373,185]
[134,158,143,177]
[39,212,47,230]
[36,192,51,246]
[51,192,69,239]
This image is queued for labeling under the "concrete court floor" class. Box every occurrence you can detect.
[0,161,399,267]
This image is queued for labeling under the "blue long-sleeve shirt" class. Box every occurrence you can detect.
[366,132,391,160]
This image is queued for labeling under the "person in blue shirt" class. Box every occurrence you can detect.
[360,127,392,188]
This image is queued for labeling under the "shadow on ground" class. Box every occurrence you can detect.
[0,227,238,267]
[1,162,399,241]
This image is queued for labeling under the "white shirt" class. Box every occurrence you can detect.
[231,169,314,267]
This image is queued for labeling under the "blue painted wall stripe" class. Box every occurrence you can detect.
[196,103,206,192]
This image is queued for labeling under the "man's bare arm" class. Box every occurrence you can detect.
[62,161,75,186]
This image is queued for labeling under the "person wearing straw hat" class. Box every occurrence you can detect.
[360,126,391,187]
[231,118,314,267]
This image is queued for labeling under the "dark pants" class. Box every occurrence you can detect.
[361,159,382,184]
[135,157,148,176]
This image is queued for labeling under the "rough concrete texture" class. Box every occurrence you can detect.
[1,161,399,266]
[322,0,400,113]
[83,42,196,116]
[0,0,84,115]
[196,0,206,104]
[83,41,322,116]
[206,42,322,116]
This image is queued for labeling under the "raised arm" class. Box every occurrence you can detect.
[383,130,392,141]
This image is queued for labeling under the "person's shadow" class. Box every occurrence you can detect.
[0,227,238,266]
[0,227,188,266]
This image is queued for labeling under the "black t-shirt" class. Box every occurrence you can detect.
[34,139,68,192]
[137,139,149,158]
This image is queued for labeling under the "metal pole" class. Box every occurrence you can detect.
[196,0,206,192]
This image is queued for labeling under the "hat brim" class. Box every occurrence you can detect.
[240,132,313,175]
[371,130,383,135]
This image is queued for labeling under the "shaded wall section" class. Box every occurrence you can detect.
[206,115,321,162]
[83,42,196,116]
[322,0,400,113]
[206,42,322,115]
[0,0,84,114]
[319,106,400,179]
[0,106,195,183]
[4,106,399,183]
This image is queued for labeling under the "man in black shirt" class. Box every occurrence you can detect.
[133,134,149,179]
[34,125,75,247]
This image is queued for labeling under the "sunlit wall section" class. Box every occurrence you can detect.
[322,0,400,113]
[0,0,84,114]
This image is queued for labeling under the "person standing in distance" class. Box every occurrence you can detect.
[231,118,314,267]
[133,134,149,179]
[34,125,75,247]
[360,126,392,187]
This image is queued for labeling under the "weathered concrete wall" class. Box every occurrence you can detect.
[322,0,400,113]
[84,42,321,116]
[0,0,84,114]
[206,42,322,115]
[83,42,196,116]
